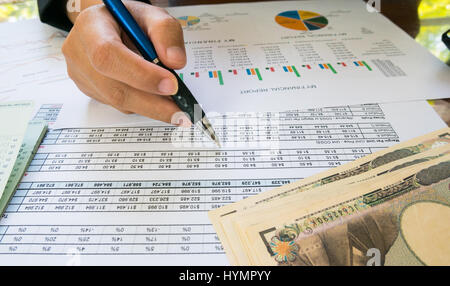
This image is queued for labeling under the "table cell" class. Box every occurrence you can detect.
[97,244,135,254]
[0,226,8,235]
[131,244,169,254]
[72,226,105,235]
[169,225,205,234]
[132,235,169,244]
[64,235,102,244]
[0,244,31,254]
[143,204,172,212]
[135,225,172,234]
[168,234,205,244]
[166,244,204,254]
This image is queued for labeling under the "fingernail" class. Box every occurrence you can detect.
[158,78,177,94]
[173,112,192,128]
[166,46,186,63]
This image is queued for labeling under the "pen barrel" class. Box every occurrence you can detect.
[156,61,204,125]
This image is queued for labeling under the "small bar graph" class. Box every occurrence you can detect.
[282,65,300,77]
[182,59,377,86]
[200,70,224,85]
[246,68,263,80]
[319,63,337,74]
[327,64,337,74]
[354,60,372,71]
[302,64,312,69]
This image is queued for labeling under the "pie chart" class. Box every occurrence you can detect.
[275,10,328,31]
[177,16,201,28]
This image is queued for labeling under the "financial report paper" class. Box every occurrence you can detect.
[167,0,449,112]
[2,1,450,126]
[0,100,447,265]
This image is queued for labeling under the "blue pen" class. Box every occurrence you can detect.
[102,0,220,147]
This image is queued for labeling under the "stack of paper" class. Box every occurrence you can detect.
[0,101,34,195]
[0,121,48,216]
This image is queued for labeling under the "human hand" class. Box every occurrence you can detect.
[62,0,191,126]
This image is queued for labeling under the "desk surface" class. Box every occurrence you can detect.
[1,0,449,125]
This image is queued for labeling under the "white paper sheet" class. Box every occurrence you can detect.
[165,0,450,113]
[0,100,447,265]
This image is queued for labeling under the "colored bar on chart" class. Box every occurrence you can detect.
[319,64,324,69]
[251,69,256,75]
[302,65,311,69]
[246,69,251,75]
[179,73,183,81]
[195,72,199,78]
[209,71,213,78]
[362,61,372,71]
[213,71,218,78]
[287,66,293,72]
[270,67,275,72]
[327,64,337,74]
[218,70,224,85]
[354,61,360,66]
[233,70,238,75]
[255,68,262,81]
[291,66,300,77]
[283,66,289,72]
[323,64,329,69]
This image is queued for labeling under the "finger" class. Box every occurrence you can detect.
[78,6,179,96]
[126,4,186,69]
[90,70,189,125]
[121,89,186,124]
[68,62,133,115]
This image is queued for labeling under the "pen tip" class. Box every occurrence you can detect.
[196,118,221,148]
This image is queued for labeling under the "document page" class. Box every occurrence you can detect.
[165,0,449,112]
[2,0,450,126]
[0,100,446,265]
